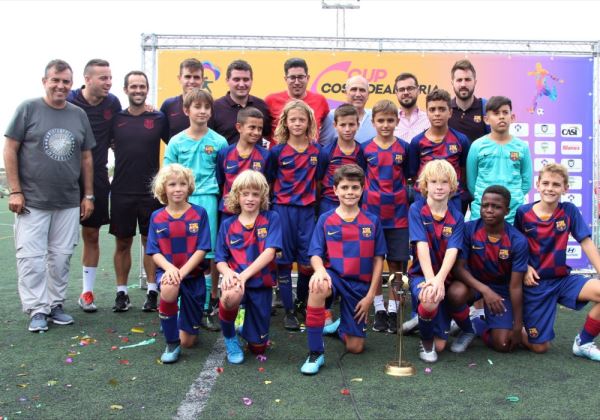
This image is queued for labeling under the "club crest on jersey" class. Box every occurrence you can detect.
[510,151,520,161]
[310,155,318,166]
[361,227,372,238]
[473,115,482,123]
[442,226,453,237]
[448,144,458,154]
[499,249,510,260]
[188,223,199,233]
[144,118,154,130]
[394,153,403,164]
[204,145,215,155]
[252,161,262,171]
[103,109,113,121]
[257,227,268,239]
[528,327,539,338]
[555,220,567,232]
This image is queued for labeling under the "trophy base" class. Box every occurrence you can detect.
[385,361,416,377]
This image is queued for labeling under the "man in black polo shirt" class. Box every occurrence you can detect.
[209,60,271,144]
[109,71,167,312]
[448,59,490,143]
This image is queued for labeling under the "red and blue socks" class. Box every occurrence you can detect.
[579,315,600,345]
[219,302,238,339]
[306,306,326,353]
[417,304,438,342]
[451,305,474,334]
[159,299,180,345]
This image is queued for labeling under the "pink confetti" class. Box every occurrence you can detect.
[424,367,432,374]
[258,367,265,372]
[216,367,224,374]
[110,346,118,351]
[242,397,253,406]
[468,363,477,368]
[256,354,267,362]
[119,359,130,365]
[340,389,350,395]
[65,357,73,364]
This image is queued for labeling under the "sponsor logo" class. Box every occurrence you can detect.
[144,118,154,130]
[565,193,582,207]
[257,227,268,239]
[282,159,293,166]
[560,141,582,155]
[230,238,242,245]
[442,226,453,237]
[327,230,340,236]
[188,223,198,233]
[534,123,556,138]
[566,245,582,259]
[510,123,529,137]
[471,245,484,250]
[510,151,520,161]
[226,164,237,170]
[367,155,376,162]
[499,249,510,260]
[568,176,582,190]
[560,124,582,138]
[524,227,535,233]
[361,227,372,238]
[555,220,567,232]
[561,158,582,172]
[117,122,127,128]
[534,141,555,155]
[156,228,167,234]
[534,157,555,171]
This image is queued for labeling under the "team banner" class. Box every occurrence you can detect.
[158,50,594,269]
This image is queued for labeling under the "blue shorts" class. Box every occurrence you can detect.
[523,274,590,344]
[328,269,370,338]
[409,276,452,340]
[318,197,338,216]
[157,274,205,336]
[484,283,514,331]
[273,204,315,266]
[383,228,409,262]
[240,287,273,345]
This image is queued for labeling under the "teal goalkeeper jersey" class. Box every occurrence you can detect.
[466,135,532,224]
[163,128,228,196]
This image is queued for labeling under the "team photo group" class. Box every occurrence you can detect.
[4,54,600,377]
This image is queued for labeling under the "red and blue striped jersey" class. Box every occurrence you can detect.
[269,142,321,206]
[309,209,387,283]
[515,202,590,280]
[146,204,212,280]
[215,211,282,288]
[317,140,366,203]
[461,219,528,284]
[408,127,470,196]
[408,200,464,281]
[361,137,410,229]
[216,143,271,213]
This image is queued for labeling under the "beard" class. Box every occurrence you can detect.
[454,87,474,100]
[400,97,417,109]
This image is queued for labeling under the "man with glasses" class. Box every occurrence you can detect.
[4,59,95,332]
[265,57,330,146]
[393,73,430,142]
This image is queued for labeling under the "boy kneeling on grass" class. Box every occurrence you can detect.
[301,164,386,375]
[215,170,282,364]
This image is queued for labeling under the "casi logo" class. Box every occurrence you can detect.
[560,124,582,138]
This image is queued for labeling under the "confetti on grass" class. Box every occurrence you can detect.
[131,327,145,334]
[264,380,272,385]
[506,396,520,403]
[256,354,267,362]
[340,389,350,395]
[110,404,124,410]
[119,338,156,350]
[242,397,253,406]
[487,359,494,365]
[216,367,224,374]
[468,363,477,368]
[65,357,73,364]
[258,367,265,372]
[424,367,432,374]
[350,378,363,382]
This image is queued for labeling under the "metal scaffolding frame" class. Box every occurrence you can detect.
[139,33,600,276]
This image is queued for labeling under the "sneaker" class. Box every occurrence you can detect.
[160,344,181,364]
[572,334,600,362]
[284,310,300,331]
[113,291,131,312]
[78,291,97,313]
[323,318,340,335]
[419,341,438,363]
[402,315,419,335]
[294,299,307,321]
[449,319,461,336]
[48,305,74,325]
[142,290,158,312]
[28,313,48,332]
[224,336,244,364]
[450,331,476,353]
[202,313,221,332]
[372,310,388,332]
[387,311,398,334]
[300,351,325,375]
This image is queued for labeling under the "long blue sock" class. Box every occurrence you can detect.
[451,305,474,333]
[472,316,487,337]
[417,304,437,342]
[219,304,237,339]
[306,306,325,353]
[159,300,179,343]
[277,265,294,311]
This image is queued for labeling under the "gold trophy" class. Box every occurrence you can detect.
[385,272,416,376]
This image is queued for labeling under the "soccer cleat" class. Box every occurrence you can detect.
[387,312,398,334]
[322,318,340,335]
[300,351,325,375]
[449,320,461,336]
[572,335,600,362]
[142,290,159,312]
[28,313,48,332]
[160,344,181,364]
[294,299,307,321]
[419,341,438,363]
[284,310,300,331]
[113,291,131,312]
[450,331,476,353]
[48,305,74,325]
[402,315,419,335]
[201,313,221,332]
[372,310,388,332]
[78,291,97,312]
[224,336,245,364]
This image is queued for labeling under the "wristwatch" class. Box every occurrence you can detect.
[84,195,95,202]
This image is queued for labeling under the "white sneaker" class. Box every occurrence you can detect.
[402,315,419,335]
[572,334,600,362]
[449,320,461,336]
[450,331,476,353]
[419,341,438,363]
